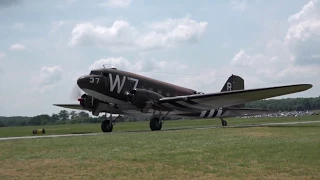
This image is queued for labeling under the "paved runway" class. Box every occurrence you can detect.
[1,120,319,141]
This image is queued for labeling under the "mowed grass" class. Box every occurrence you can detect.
[0,122,319,179]
[0,115,319,138]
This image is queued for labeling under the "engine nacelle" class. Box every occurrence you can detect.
[78,94,100,111]
[127,88,164,110]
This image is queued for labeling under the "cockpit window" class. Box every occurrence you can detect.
[89,71,102,75]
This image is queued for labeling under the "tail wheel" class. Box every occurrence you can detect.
[150,117,162,131]
[101,120,113,132]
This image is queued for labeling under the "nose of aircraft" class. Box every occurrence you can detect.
[77,75,106,90]
[77,75,88,89]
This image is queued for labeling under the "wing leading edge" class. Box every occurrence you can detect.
[53,104,84,110]
[159,84,312,111]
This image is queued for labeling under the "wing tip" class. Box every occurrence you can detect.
[299,84,313,91]
[53,104,64,107]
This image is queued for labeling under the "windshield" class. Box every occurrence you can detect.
[89,71,102,75]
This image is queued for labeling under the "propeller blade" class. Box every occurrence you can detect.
[70,84,82,100]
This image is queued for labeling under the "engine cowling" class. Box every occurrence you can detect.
[127,88,164,110]
[78,94,100,111]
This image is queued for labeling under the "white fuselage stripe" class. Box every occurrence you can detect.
[208,109,215,118]
[199,111,206,118]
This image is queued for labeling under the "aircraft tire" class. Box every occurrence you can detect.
[149,117,162,131]
[101,120,113,132]
[222,120,227,126]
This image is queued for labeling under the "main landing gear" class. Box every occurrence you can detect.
[101,113,120,132]
[150,117,163,131]
[149,110,169,131]
[220,118,227,126]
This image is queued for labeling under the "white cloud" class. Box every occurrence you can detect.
[135,16,208,50]
[0,52,5,60]
[173,71,218,92]
[57,0,77,8]
[66,0,77,3]
[0,52,5,71]
[230,0,248,12]
[38,66,63,86]
[284,0,320,65]
[221,42,229,48]
[51,20,65,32]
[231,49,253,66]
[98,0,131,8]
[230,0,320,85]
[69,16,208,51]
[287,0,319,23]
[12,22,25,30]
[69,20,136,49]
[89,57,131,70]
[31,66,63,92]
[89,57,188,73]
[9,43,25,51]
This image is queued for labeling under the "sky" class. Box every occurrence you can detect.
[0,0,319,117]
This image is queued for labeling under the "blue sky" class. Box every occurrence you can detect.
[0,0,319,116]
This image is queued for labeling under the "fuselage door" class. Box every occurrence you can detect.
[103,73,109,88]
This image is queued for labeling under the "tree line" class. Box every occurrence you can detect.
[0,96,319,127]
[245,96,320,111]
[0,110,120,127]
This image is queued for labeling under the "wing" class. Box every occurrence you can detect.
[53,104,84,110]
[53,103,126,114]
[159,84,312,111]
[53,103,146,116]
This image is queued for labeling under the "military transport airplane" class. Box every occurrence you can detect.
[54,67,312,132]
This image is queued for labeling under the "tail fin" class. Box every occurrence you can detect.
[221,74,245,108]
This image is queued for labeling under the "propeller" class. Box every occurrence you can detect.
[70,84,83,101]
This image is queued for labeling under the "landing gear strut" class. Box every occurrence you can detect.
[101,113,120,132]
[220,118,227,126]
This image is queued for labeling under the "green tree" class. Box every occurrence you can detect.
[70,111,78,119]
[51,113,60,123]
[29,114,51,125]
[58,110,69,120]
[78,111,89,118]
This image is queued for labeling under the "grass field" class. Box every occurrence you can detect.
[0,116,320,179]
[0,115,319,138]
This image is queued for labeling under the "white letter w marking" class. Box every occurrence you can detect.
[109,74,126,94]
